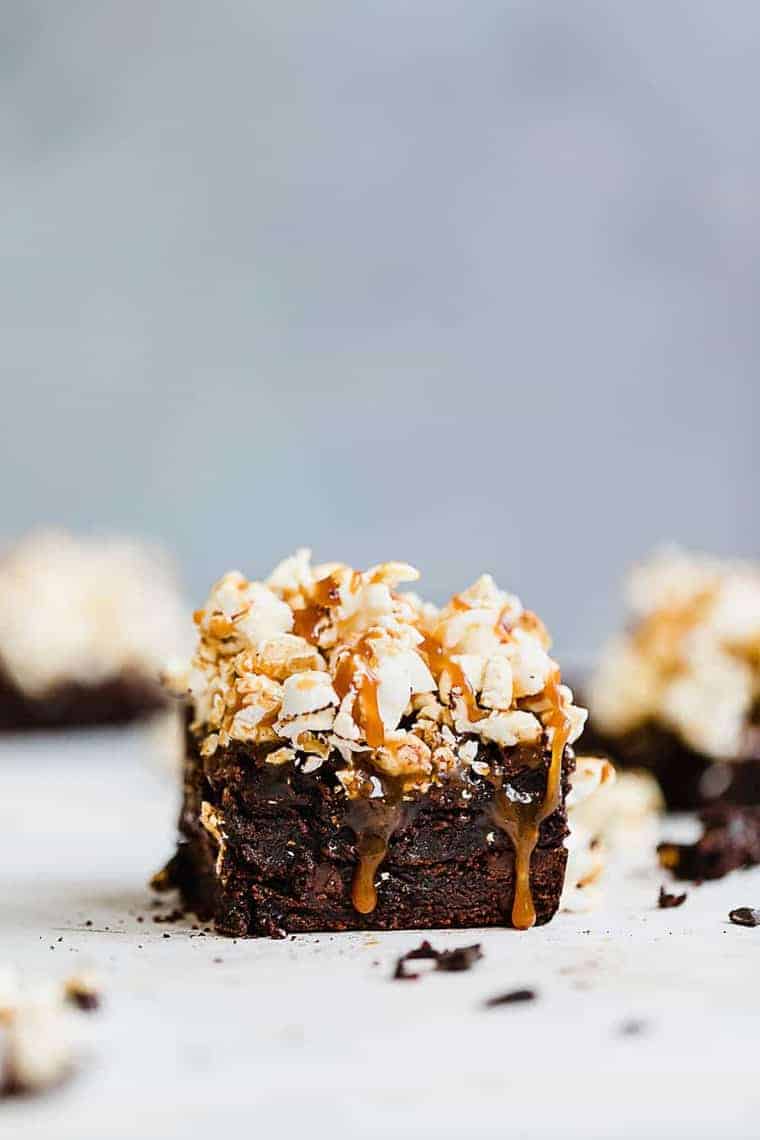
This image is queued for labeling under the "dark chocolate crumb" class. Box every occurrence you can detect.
[619,1018,647,1036]
[436,945,483,972]
[152,908,185,925]
[84,920,92,927]
[393,940,483,981]
[658,885,687,909]
[484,989,537,1007]
[728,907,760,927]
[68,991,100,1012]
[136,916,144,923]
[162,933,170,939]
[393,940,439,980]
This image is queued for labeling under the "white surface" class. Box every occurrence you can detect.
[1,727,759,1140]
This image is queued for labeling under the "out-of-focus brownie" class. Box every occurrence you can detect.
[0,531,187,731]
[583,549,760,811]
[158,551,607,936]
[658,804,760,881]
[0,669,166,731]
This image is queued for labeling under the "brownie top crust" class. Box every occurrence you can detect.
[0,530,188,699]
[588,547,760,762]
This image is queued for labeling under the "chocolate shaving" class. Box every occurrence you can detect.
[658,885,687,909]
[393,940,483,980]
[484,988,536,1007]
[728,907,760,927]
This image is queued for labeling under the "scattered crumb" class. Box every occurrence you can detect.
[393,940,483,981]
[213,958,223,964]
[658,886,687,909]
[63,973,101,1012]
[728,907,760,928]
[484,989,537,1008]
[619,1018,647,1037]
[162,933,170,939]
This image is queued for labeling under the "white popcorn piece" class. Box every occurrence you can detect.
[480,655,513,711]
[279,671,339,719]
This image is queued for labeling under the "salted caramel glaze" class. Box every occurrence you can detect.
[166,550,587,928]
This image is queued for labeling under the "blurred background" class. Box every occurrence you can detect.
[2,1,757,656]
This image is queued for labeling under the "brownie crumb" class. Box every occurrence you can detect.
[162,933,170,939]
[658,885,687,909]
[84,920,92,927]
[152,908,185,925]
[619,1018,647,1037]
[484,988,536,1007]
[728,907,760,927]
[393,940,483,981]
[64,974,101,1013]
[436,945,483,972]
[658,805,760,882]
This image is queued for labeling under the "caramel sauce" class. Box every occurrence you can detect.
[490,669,570,930]
[333,633,386,750]
[419,634,488,723]
[347,793,403,915]
[292,573,342,644]
[352,832,389,913]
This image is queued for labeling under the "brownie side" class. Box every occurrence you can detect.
[162,728,573,937]
[578,714,760,811]
[0,667,167,732]
[658,804,760,881]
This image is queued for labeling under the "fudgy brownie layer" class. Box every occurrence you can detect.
[159,730,572,937]
[0,669,167,731]
[579,716,760,811]
[658,804,760,881]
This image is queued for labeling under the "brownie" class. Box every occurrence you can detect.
[658,804,760,881]
[0,666,166,732]
[579,714,760,812]
[156,725,573,936]
[581,549,760,812]
[157,553,594,937]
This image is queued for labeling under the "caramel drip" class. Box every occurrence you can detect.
[333,634,386,749]
[490,669,570,930]
[351,833,388,913]
[347,795,403,915]
[419,634,488,723]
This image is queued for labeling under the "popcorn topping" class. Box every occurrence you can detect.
[590,548,760,759]
[0,530,188,698]
[168,551,587,798]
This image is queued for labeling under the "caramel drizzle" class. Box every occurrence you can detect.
[490,670,570,930]
[351,832,389,914]
[419,633,488,724]
[292,573,342,643]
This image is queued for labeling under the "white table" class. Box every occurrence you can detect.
[1,725,758,1139]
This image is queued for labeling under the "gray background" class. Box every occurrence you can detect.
[2,1,758,655]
